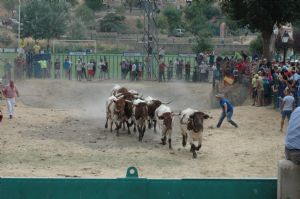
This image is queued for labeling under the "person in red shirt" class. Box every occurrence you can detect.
[2,80,19,119]
[159,61,166,82]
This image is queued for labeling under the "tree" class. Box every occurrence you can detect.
[163,7,182,33]
[85,0,103,11]
[98,13,127,33]
[135,18,143,31]
[68,19,87,40]
[192,33,213,53]
[220,0,300,60]
[20,0,68,42]
[184,1,219,36]
[75,5,95,24]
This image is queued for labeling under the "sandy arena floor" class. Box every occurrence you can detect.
[0,79,285,178]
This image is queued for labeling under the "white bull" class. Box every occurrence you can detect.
[179,108,210,158]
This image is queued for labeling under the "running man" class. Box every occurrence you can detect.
[2,80,20,119]
[215,94,238,128]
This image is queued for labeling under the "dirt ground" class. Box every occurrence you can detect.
[0,79,285,178]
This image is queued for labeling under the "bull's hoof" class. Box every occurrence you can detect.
[133,128,137,133]
[192,152,197,159]
[128,131,131,135]
[182,141,186,147]
[105,124,108,128]
[116,132,120,137]
[169,146,173,150]
[138,138,142,142]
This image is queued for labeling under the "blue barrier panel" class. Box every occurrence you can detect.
[0,168,277,199]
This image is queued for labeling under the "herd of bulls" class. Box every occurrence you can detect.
[105,85,212,158]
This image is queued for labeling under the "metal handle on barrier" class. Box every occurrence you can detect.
[126,167,139,178]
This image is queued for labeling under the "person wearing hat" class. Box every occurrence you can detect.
[215,94,238,128]
[251,74,259,106]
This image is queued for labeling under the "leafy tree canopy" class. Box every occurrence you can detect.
[68,18,87,40]
[20,0,69,41]
[220,0,300,60]
[75,4,95,24]
[162,7,182,33]
[85,0,103,11]
[98,13,127,33]
[184,1,220,36]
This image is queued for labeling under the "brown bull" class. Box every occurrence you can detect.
[133,101,148,141]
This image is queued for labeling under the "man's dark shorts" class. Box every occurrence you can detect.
[252,88,257,98]
[285,148,300,165]
[281,110,292,120]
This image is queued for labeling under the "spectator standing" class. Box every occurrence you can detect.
[215,94,238,128]
[14,54,25,80]
[209,52,215,66]
[178,59,184,80]
[199,62,208,82]
[92,59,97,78]
[185,61,191,81]
[76,59,82,81]
[63,57,72,80]
[33,42,41,54]
[285,107,300,165]
[138,61,143,81]
[158,47,165,60]
[256,71,264,106]
[99,59,106,80]
[131,60,138,81]
[175,58,180,79]
[104,57,109,80]
[159,61,166,82]
[120,59,127,80]
[167,60,174,81]
[212,63,220,89]
[87,61,94,81]
[280,89,295,132]
[25,50,33,78]
[38,59,48,79]
[251,74,259,106]
[2,80,19,119]
[54,58,61,79]
[81,61,87,80]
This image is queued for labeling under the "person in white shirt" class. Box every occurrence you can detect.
[280,89,295,132]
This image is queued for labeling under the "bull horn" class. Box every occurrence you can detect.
[125,100,133,103]
[115,93,123,97]
[161,100,173,104]
[116,95,124,99]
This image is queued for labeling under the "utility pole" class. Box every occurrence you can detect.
[141,0,159,80]
[18,0,21,50]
